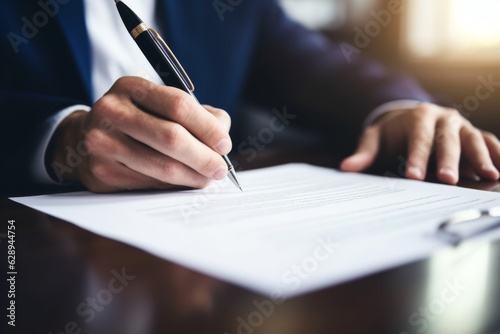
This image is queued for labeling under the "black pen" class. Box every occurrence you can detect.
[114,0,242,191]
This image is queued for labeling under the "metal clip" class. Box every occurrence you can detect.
[149,28,195,92]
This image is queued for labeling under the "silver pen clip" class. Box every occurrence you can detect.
[149,28,195,92]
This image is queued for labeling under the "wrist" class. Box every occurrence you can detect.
[45,110,88,183]
[364,100,423,128]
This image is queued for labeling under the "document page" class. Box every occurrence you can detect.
[11,164,500,297]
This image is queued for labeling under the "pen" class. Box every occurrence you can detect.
[114,0,242,191]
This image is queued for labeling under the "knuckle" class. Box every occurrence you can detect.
[483,131,498,142]
[466,128,482,140]
[88,160,111,182]
[200,156,223,176]
[162,123,184,150]
[443,109,463,125]
[93,96,121,120]
[114,76,139,89]
[84,129,108,154]
[157,159,178,181]
[114,76,129,88]
[168,93,191,119]
[445,108,460,116]
[213,107,231,123]
[415,103,435,117]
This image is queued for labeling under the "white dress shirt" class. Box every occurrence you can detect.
[86,0,162,100]
[33,0,162,184]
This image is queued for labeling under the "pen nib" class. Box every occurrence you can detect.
[223,155,243,192]
[227,168,243,192]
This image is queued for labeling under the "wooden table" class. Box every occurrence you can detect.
[2,149,500,334]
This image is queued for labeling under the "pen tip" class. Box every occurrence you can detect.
[114,0,120,3]
[239,186,243,192]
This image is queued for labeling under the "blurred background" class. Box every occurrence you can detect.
[279,0,500,136]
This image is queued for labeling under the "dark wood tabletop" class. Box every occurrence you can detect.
[2,149,500,334]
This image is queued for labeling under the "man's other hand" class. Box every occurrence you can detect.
[341,103,500,184]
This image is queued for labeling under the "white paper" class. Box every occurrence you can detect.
[11,164,500,297]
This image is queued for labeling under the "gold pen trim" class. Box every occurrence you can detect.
[131,23,149,39]
[130,23,195,92]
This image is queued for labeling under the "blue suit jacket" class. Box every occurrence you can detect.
[0,0,431,193]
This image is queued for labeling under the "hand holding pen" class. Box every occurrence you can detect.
[47,13,239,193]
[115,0,242,191]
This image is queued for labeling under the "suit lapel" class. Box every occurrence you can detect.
[55,0,92,101]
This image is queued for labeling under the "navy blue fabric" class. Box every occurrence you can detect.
[0,0,432,192]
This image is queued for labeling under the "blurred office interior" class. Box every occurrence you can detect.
[279,0,500,136]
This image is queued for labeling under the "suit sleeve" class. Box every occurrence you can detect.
[245,1,432,132]
[0,1,92,195]
[0,91,85,194]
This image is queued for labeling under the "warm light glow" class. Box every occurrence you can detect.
[279,0,345,30]
[451,0,500,48]
[405,0,500,61]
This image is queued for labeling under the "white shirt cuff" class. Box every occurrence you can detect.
[363,100,423,128]
[31,105,91,185]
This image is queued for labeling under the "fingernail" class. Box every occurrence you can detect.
[216,139,232,155]
[482,164,500,180]
[408,166,423,179]
[439,167,456,178]
[482,164,498,173]
[352,153,368,161]
[213,166,227,180]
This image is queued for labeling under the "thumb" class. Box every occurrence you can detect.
[340,126,381,172]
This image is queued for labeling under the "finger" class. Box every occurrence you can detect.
[204,105,232,133]
[405,113,437,180]
[112,135,212,189]
[434,111,462,184]
[133,83,232,155]
[483,131,500,171]
[340,126,380,172]
[104,101,229,181]
[460,126,500,180]
[83,158,176,193]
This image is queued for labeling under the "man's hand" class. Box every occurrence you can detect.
[48,77,232,192]
[340,103,500,184]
